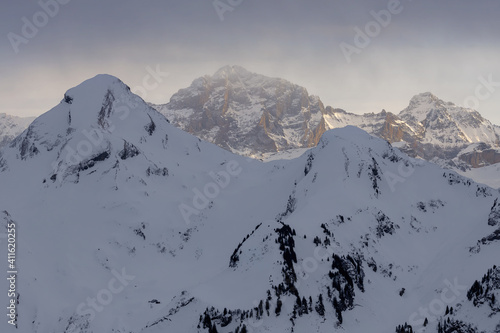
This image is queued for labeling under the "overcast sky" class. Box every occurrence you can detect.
[1,0,499,124]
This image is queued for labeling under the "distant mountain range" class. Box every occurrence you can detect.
[152,66,500,170]
[2,66,500,172]
[1,74,499,332]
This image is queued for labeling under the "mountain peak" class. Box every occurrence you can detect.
[155,66,327,157]
[399,92,448,123]
[320,125,373,143]
[63,74,127,105]
[407,92,442,107]
[1,74,174,179]
[212,65,252,80]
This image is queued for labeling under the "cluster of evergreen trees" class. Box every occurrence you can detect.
[381,146,403,163]
[375,211,396,238]
[443,172,472,187]
[304,152,314,176]
[395,322,413,333]
[488,198,500,226]
[229,223,262,267]
[325,252,365,324]
[368,157,381,197]
[199,306,243,332]
[313,222,334,248]
[281,194,297,217]
[199,221,369,331]
[437,318,477,333]
[275,223,298,293]
[467,265,499,311]
[118,141,140,160]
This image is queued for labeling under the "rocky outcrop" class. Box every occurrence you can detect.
[0,113,35,150]
[460,149,500,168]
[154,66,338,157]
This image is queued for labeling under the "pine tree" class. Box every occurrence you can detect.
[275,298,282,316]
[315,294,325,317]
[294,296,302,316]
[337,307,343,324]
[209,323,218,333]
[423,318,428,327]
[333,297,342,324]
[258,300,264,318]
[302,297,309,314]
[203,313,211,329]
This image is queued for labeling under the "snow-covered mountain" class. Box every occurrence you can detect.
[152,67,500,171]
[153,65,332,157]
[5,66,499,172]
[0,113,35,150]
[393,92,500,169]
[1,74,499,333]
[459,162,500,190]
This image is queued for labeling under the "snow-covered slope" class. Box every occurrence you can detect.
[1,75,499,333]
[0,113,35,150]
[458,162,500,189]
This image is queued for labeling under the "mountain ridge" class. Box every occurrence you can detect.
[3,67,499,171]
[151,66,500,170]
[0,74,499,332]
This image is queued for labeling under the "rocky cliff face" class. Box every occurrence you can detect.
[395,93,500,164]
[459,145,500,168]
[153,66,340,157]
